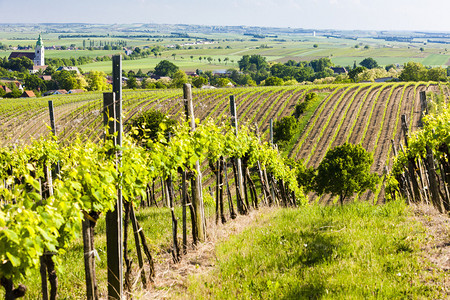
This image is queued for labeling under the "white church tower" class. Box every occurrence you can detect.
[34,34,45,66]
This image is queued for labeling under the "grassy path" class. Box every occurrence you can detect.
[182,201,449,299]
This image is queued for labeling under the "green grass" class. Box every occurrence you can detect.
[186,200,445,299]
[80,56,240,73]
[421,53,450,66]
[280,90,333,156]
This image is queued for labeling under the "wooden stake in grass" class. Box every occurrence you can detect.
[184,83,206,242]
[166,176,180,262]
[219,158,226,223]
[223,157,237,219]
[181,171,188,254]
[130,203,147,287]
[40,164,58,300]
[230,95,247,215]
[82,211,100,300]
[123,202,132,292]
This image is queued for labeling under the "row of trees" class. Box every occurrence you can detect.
[3,54,450,98]
[0,70,109,98]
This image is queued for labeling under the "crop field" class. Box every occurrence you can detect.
[1,82,447,204]
[3,26,450,74]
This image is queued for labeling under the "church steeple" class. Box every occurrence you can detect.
[34,34,45,66]
[36,34,43,47]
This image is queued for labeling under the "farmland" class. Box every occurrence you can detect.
[2,23,450,76]
[1,82,445,196]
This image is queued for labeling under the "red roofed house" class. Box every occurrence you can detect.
[67,89,84,94]
[1,81,23,91]
[21,90,36,98]
[54,89,67,95]
[39,75,52,81]
[0,85,12,93]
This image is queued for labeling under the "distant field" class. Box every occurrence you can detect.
[2,28,450,72]
[80,56,240,73]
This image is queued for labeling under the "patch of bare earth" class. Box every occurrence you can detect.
[412,204,450,296]
[139,206,277,299]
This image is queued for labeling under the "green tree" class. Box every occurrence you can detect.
[4,57,33,72]
[86,71,109,91]
[155,81,167,89]
[264,76,284,86]
[141,79,156,89]
[43,66,55,75]
[238,54,268,72]
[314,143,379,205]
[273,116,298,144]
[52,70,86,90]
[126,77,138,89]
[385,64,396,72]
[154,60,179,77]
[192,76,208,88]
[309,57,332,72]
[170,70,188,88]
[348,66,366,82]
[216,77,231,87]
[399,62,428,81]
[427,67,447,82]
[136,69,145,77]
[24,74,46,92]
[4,87,22,98]
[359,57,379,69]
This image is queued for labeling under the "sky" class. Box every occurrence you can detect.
[1,0,450,32]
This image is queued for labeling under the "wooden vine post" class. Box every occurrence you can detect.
[269,118,274,145]
[183,83,206,242]
[223,157,237,219]
[181,171,188,253]
[401,114,423,203]
[229,95,247,214]
[104,55,123,300]
[38,101,60,300]
[419,91,427,127]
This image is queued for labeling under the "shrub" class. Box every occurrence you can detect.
[314,143,379,205]
[273,116,298,144]
[294,92,318,118]
[264,76,284,86]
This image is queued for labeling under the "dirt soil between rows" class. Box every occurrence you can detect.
[138,207,276,299]
[135,204,449,299]
[412,204,450,296]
